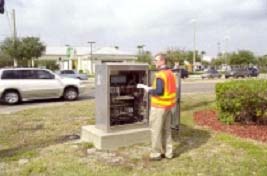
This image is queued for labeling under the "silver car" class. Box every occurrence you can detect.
[201,69,221,79]
[0,68,88,105]
[56,70,88,80]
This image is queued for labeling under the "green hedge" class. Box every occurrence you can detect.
[216,80,267,124]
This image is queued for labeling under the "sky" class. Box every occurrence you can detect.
[0,0,267,57]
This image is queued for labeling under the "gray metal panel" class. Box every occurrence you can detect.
[95,64,109,132]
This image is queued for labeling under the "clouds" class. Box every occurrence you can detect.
[1,0,266,56]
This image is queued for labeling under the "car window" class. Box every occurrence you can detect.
[37,70,55,79]
[207,70,213,73]
[1,70,19,79]
[62,70,74,74]
[18,70,38,79]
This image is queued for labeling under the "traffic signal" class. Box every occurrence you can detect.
[0,0,5,14]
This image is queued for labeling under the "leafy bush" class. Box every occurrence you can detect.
[216,80,267,124]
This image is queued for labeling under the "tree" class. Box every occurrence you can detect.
[0,37,46,67]
[20,37,46,66]
[257,55,267,66]
[0,37,23,66]
[228,50,256,65]
[0,50,13,68]
[165,49,201,68]
[165,49,183,67]
[211,57,224,67]
[201,60,210,68]
[137,51,152,64]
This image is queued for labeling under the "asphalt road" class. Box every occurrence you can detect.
[181,80,220,94]
[0,80,220,114]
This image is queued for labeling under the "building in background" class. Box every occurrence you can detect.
[39,46,137,74]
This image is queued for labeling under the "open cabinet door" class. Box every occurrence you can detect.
[172,68,181,131]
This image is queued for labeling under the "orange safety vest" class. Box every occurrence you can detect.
[151,69,177,109]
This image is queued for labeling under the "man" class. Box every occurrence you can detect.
[137,53,177,160]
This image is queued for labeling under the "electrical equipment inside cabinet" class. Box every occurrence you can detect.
[109,70,148,126]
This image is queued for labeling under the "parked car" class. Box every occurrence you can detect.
[247,67,259,77]
[56,70,88,80]
[225,67,258,78]
[0,68,88,105]
[201,69,221,79]
[180,68,189,79]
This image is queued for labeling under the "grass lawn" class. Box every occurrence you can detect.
[0,94,267,176]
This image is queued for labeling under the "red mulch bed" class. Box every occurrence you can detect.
[194,110,267,142]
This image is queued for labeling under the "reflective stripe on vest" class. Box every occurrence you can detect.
[151,69,176,109]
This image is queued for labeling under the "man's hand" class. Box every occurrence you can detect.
[137,84,152,92]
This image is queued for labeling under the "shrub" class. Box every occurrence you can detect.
[216,80,267,124]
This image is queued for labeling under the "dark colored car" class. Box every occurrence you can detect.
[180,68,189,79]
[201,69,221,79]
[247,67,259,77]
[225,67,259,79]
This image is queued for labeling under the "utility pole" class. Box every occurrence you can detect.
[12,9,17,67]
[88,41,95,75]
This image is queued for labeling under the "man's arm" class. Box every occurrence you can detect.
[149,78,164,96]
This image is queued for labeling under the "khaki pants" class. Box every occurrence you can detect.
[149,107,173,159]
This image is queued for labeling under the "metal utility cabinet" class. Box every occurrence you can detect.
[95,63,149,132]
[81,63,181,149]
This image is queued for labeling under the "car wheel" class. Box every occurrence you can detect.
[63,87,78,101]
[3,91,20,105]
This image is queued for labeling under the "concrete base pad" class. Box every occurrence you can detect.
[81,125,151,150]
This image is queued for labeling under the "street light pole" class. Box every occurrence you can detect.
[88,41,95,75]
[12,9,17,67]
[193,20,196,72]
[191,19,196,72]
[224,36,230,66]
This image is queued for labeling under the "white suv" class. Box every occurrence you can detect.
[0,68,88,105]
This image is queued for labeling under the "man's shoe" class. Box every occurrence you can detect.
[165,155,173,159]
[149,156,161,161]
